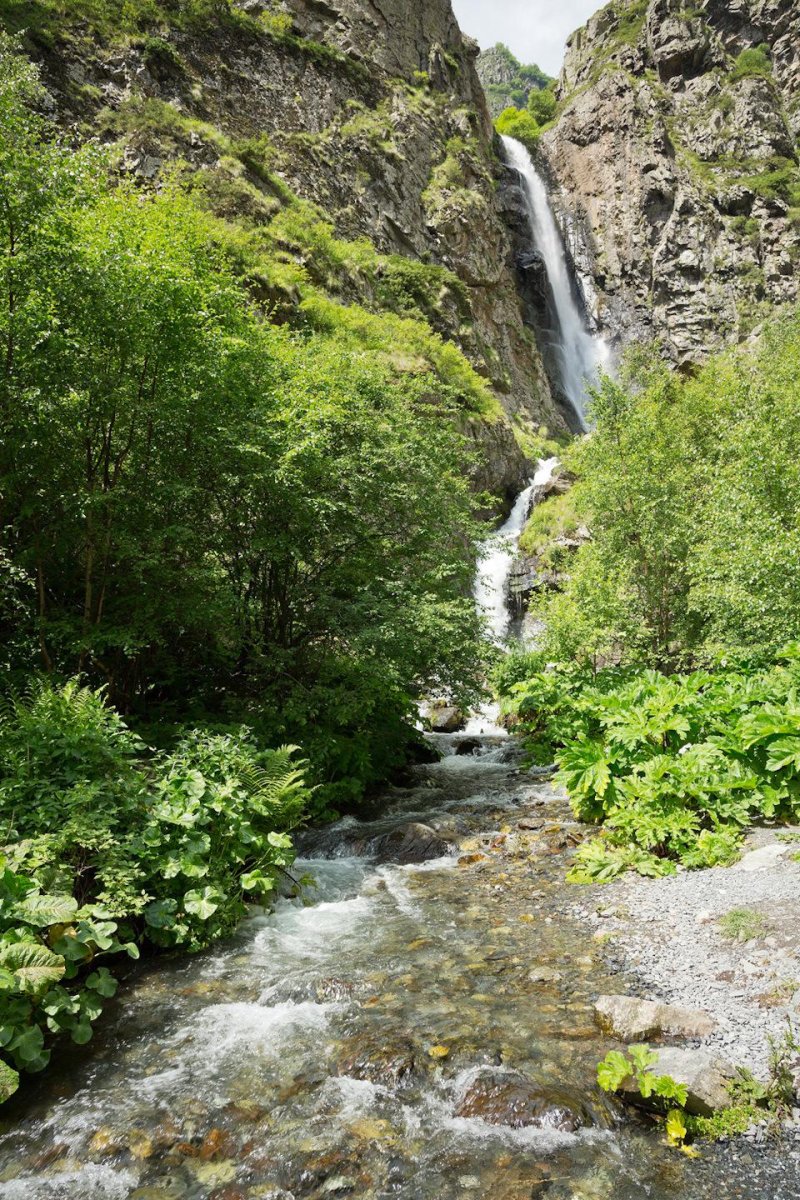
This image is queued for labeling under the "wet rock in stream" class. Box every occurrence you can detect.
[454,1068,594,1132]
[369,822,453,864]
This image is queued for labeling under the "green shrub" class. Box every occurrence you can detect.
[527,87,557,125]
[0,680,311,1103]
[495,106,543,154]
[731,46,773,82]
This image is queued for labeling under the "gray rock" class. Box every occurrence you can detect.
[594,994,716,1041]
[429,706,464,733]
[620,1047,735,1116]
[738,844,791,873]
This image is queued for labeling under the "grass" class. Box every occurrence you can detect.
[718,908,769,942]
[519,490,580,560]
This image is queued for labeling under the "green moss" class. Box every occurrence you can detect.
[687,1104,759,1141]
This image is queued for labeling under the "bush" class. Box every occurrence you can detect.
[0,680,311,1102]
[731,46,773,82]
[527,87,557,125]
[500,651,800,881]
[495,106,543,154]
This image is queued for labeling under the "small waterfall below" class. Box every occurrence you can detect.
[502,134,609,430]
[473,455,559,648]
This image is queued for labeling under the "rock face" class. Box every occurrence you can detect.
[23,0,570,507]
[621,1047,735,1116]
[542,0,800,363]
[594,994,717,1041]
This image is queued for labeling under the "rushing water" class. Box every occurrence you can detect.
[502,135,609,430]
[1,485,798,1198]
[473,457,559,648]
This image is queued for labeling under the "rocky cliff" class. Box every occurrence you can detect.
[541,0,800,362]
[13,0,569,506]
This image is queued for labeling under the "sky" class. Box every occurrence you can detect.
[451,0,600,77]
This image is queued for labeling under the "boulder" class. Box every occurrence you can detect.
[370,822,452,864]
[454,738,481,756]
[737,843,791,872]
[594,994,716,1041]
[621,1047,734,1116]
[455,1068,590,1131]
[429,706,464,733]
[336,1032,416,1087]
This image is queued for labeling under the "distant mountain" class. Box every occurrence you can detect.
[476,43,554,118]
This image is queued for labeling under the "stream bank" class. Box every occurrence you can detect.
[0,731,798,1198]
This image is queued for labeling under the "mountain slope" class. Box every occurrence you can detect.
[6,0,569,503]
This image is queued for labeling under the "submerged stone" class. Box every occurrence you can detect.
[454,1068,591,1131]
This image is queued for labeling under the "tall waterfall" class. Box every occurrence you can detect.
[502,134,609,430]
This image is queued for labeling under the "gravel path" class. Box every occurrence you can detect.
[568,828,800,1077]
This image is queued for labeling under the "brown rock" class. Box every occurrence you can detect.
[454,1069,590,1131]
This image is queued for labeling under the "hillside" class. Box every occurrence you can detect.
[475,42,553,117]
[4,0,569,501]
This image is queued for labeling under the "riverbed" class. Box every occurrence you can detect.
[1,730,797,1199]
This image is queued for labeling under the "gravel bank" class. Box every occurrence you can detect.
[568,828,800,1077]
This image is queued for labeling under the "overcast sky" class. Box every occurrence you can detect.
[451,0,600,76]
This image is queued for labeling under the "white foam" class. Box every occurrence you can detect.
[0,1164,138,1200]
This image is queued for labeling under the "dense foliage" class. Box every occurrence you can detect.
[500,652,800,879]
[0,36,487,811]
[497,313,800,879]
[534,313,800,669]
[0,680,310,1100]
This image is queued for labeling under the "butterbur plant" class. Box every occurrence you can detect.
[597,1045,692,1150]
[0,682,311,1102]
[503,652,800,882]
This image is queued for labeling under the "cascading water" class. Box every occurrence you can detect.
[502,134,609,430]
[473,456,559,649]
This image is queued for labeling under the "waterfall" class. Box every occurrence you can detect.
[501,134,609,430]
[473,456,559,647]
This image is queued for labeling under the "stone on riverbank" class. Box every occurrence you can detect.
[621,1048,735,1116]
[594,994,716,1041]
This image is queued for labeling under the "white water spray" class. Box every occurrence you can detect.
[501,135,609,429]
[473,456,559,649]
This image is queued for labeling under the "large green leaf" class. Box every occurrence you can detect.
[14,893,78,927]
[765,736,800,773]
[0,943,65,996]
[0,1060,19,1103]
[183,887,222,920]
